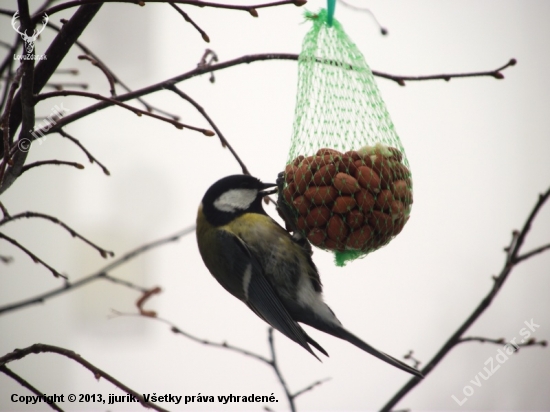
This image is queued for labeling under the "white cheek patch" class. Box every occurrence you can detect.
[214,188,257,213]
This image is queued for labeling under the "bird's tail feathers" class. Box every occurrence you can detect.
[335,326,423,378]
[306,334,329,357]
[303,317,423,378]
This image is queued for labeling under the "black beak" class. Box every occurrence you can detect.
[260,182,277,196]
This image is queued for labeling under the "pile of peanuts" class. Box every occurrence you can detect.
[282,144,413,252]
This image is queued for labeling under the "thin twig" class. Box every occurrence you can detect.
[35,90,214,136]
[0,232,67,279]
[44,54,518,136]
[169,3,210,43]
[403,350,421,369]
[38,0,306,21]
[292,377,331,399]
[103,273,149,293]
[0,365,63,412]
[113,313,328,407]
[78,54,116,96]
[197,49,219,83]
[0,201,10,218]
[0,226,195,315]
[136,286,162,317]
[112,311,272,364]
[44,82,88,90]
[44,20,179,120]
[0,344,169,412]
[167,85,250,175]
[268,328,295,412]
[459,336,547,349]
[515,243,550,264]
[57,128,110,175]
[51,68,79,75]
[508,189,550,265]
[337,0,388,35]
[0,211,114,258]
[380,187,550,412]
[377,58,518,86]
[20,160,84,173]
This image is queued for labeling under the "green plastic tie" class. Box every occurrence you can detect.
[327,0,336,27]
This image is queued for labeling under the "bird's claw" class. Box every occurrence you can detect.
[275,171,313,255]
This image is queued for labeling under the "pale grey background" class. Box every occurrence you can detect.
[1,1,549,411]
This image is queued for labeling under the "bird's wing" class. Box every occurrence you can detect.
[216,229,327,360]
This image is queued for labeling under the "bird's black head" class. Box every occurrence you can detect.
[200,174,277,227]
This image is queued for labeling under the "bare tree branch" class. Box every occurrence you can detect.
[44,82,88,90]
[0,211,114,258]
[380,186,550,412]
[111,311,329,410]
[0,4,104,196]
[0,365,63,412]
[0,344,169,412]
[43,54,517,138]
[196,49,219,83]
[376,58,517,86]
[167,85,251,175]
[77,55,116,96]
[169,2,210,43]
[337,0,388,35]
[268,328,295,412]
[515,243,550,264]
[37,0,306,22]
[0,201,10,219]
[292,377,332,399]
[35,90,215,136]
[43,20,179,120]
[0,225,195,315]
[136,286,162,317]
[403,350,421,369]
[57,128,110,175]
[0,232,67,279]
[102,273,149,294]
[20,159,84,173]
[110,310,273,363]
[459,336,547,349]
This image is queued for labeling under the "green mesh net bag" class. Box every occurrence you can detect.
[279,9,413,266]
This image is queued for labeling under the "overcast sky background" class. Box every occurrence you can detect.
[1,1,549,411]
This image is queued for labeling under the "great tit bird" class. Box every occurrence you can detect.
[196,174,422,378]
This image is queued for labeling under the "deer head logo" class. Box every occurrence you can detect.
[12,12,49,54]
